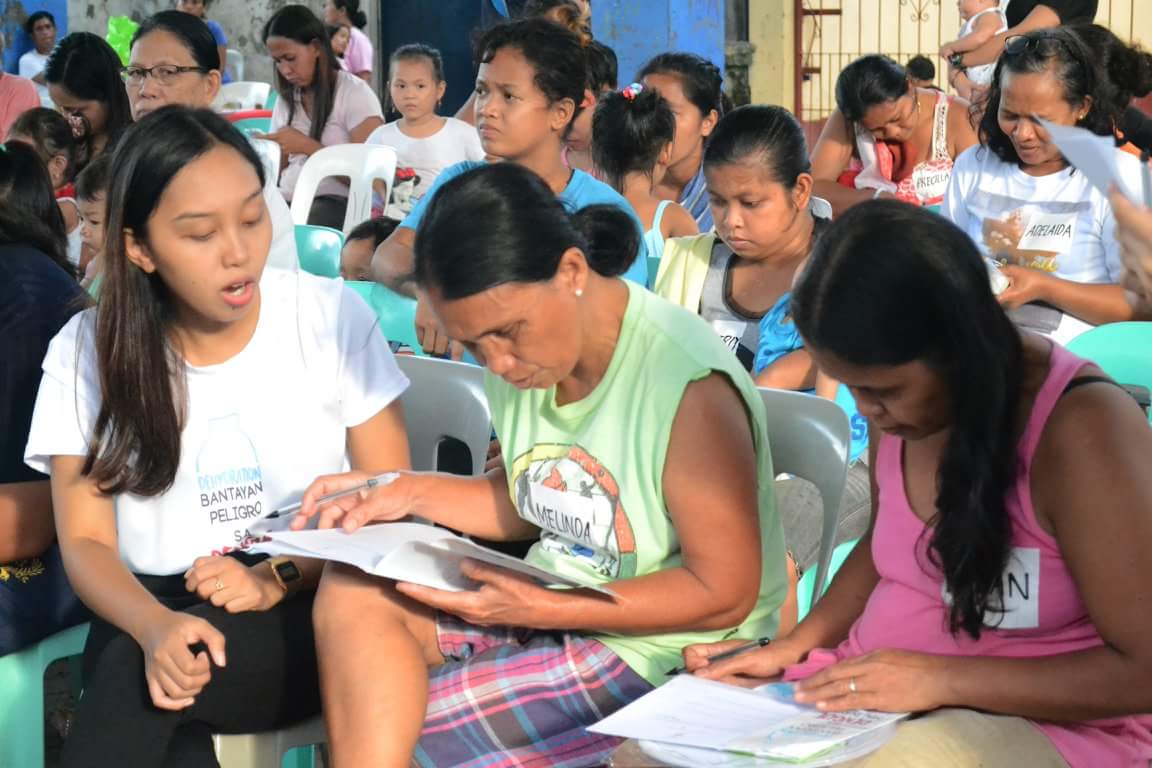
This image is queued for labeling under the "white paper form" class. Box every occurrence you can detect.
[1039,118,1141,202]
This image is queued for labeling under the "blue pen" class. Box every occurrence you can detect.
[665,636,772,676]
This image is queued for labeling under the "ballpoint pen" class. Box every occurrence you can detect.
[665,636,771,676]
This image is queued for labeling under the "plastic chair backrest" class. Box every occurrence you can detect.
[1065,321,1152,421]
[234,116,272,137]
[345,281,423,355]
[294,225,343,278]
[249,137,280,185]
[224,48,245,82]
[758,387,851,601]
[266,89,279,110]
[395,355,492,474]
[214,81,270,112]
[646,256,661,289]
[289,144,397,235]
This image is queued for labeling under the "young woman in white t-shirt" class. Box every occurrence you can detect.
[24,106,410,767]
[262,4,384,229]
[367,44,485,216]
[941,28,1139,345]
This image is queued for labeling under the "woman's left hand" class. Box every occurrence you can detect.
[395,559,557,628]
[996,264,1052,309]
[185,556,284,613]
[793,649,954,713]
[259,127,319,157]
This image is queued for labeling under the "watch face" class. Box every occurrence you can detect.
[275,560,302,582]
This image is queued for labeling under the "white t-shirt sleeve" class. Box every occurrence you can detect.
[339,74,384,136]
[18,51,44,80]
[263,185,298,270]
[24,313,101,473]
[941,146,978,235]
[270,89,289,133]
[336,283,409,426]
[452,118,486,162]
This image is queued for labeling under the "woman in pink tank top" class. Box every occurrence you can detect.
[684,201,1152,767]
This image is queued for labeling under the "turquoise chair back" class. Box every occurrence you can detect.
[646,256,661,290]
[796,539,858,621]
[1066,322,1152,422]
[294,224,344,278]
[233,116,272,137]
[266,88,279,110]
[345,281,424,355]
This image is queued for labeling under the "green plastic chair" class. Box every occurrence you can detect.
[266,89,279,110]
[233,116,272,137]
[346,281,424,356]
[796,539,859,621]
[1066,322,1152,422]
[294,225,344,279]
[0,622,89,767]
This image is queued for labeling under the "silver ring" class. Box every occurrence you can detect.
[849,677,858,694]
[214,579,225,592]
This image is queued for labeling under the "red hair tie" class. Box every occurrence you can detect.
[621,82,644,101]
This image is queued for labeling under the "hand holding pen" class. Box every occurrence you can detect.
[286,470,411,532]
[679,635,807,686]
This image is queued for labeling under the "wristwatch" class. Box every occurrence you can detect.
[267,556,303,595]
[948,53,966,71]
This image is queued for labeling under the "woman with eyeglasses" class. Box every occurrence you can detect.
[124,10,297,271]
[810,54,978,217]
[44,33,134,170]
[940,28,1139,346]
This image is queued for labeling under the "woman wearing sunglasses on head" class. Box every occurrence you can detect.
[941,28,1139,346]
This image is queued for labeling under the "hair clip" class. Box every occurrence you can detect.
[621,82,644,101]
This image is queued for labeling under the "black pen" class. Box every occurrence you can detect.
[665,636,771,676]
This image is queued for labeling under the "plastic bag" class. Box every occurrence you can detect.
[105,16,138,66]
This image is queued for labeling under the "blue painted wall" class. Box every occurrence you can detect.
[2,0,69,73]
[592,0,725,85]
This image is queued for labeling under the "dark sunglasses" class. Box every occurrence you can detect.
[1002,33,1077,59]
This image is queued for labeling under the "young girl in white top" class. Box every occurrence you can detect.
[941,0,1008,100]
[262,4,384,229]
[24,106,410,767]
[368,44,485,215]
[591,83,697,269]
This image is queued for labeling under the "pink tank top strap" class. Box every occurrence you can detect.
[1017,343,1092,462]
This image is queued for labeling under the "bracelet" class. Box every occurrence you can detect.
[873,188,884,200]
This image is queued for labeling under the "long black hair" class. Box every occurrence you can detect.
[637,52,728,121]
[592,87,675,191]
[834,54,909,124]
[83,106,266,496]
[475,18,588,138]
[704,104,811,189]
[1069,24,1152,141]
[263,5,342,143]
[0,141,71,276]
[792,201,1024,639]
[132,10,221,71]
[979,28,1113,165]
[44,32,134,158]
[414,163,638,299]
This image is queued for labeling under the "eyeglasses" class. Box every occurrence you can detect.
[121,64,209,87]
[1003,34,1077,60]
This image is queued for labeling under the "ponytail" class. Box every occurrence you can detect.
[591,84,676,191]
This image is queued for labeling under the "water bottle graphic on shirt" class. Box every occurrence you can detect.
[194,414,268,547]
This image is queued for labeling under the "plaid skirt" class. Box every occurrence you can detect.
[414,613,654,768]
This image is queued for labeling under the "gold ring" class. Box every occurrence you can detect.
[849,677,858,694]
[214,579,225,592]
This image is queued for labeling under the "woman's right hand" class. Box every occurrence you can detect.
[414,293,463,360]
[292,470,418,532]
[137,609,226,711]
[682,638,806,687]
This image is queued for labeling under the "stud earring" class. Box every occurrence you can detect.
[575,288,584,297]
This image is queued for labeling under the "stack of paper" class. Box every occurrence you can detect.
[251,521,615,595]
[589,675,905,764]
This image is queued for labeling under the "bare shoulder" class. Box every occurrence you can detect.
[662,201,700,239]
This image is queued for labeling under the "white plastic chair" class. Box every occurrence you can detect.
[249,138,280,188]
[213,714,324,767]
[224,47,245,82]
[758,387,851,601]
[289,144,397,236]
[213,81,270,112]
[395,355,492,475]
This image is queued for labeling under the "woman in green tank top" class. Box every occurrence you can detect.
[290,162,789,767]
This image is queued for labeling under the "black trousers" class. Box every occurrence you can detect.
[61,568,321,768]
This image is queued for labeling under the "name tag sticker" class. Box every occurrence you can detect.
[711,320,746,353]
[942,547,1041,630]
[1018,213,1075,253]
